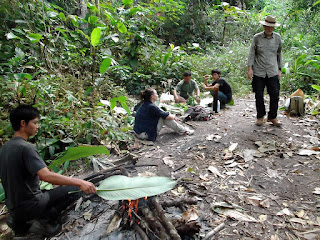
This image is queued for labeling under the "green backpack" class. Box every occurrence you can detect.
[288,96,305,116]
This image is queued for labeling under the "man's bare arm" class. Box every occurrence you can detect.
[37,167,96,194]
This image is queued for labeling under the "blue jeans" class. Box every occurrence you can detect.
[210,91,228,104]
[252,75,280,119]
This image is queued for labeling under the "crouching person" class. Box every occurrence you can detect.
[0,105,96,237]
[203,69,232,111]
[134,88,194,141]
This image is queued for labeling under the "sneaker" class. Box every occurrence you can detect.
[267,118,282,127]
[28,219,61,237]
[255,118,264,126]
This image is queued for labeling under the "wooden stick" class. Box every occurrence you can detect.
[203,222,226,240]
[162,199,197,208]
[140,206,166,240]
[151,197,181,240]
[133,223,149,240]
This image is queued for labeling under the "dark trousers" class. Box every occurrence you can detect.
[211,90,229,112]
[252,75,280,119]
[10,186,80,235]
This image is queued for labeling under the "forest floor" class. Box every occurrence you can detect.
[1,94,320,240]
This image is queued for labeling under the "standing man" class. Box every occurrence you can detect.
[0,105,96,237]
[203,69,232,111]
[173,71,200,104]
[247,15,283,126]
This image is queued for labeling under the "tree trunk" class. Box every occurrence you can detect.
[78,0,87,19]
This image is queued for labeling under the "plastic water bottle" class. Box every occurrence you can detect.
[217,100,220,113]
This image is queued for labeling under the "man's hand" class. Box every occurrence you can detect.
[247,67,253,80]
[79,180,96,194]
[204,74,210,86]
[278,70,281,80]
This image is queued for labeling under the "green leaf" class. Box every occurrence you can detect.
[59,12,66,21]
[313,0,320,6]
[130,7,140,15]
[163,52,171,66]
[117,22,127,33]
[6,32,19,40]
[47,11,58,18]
[226,99,234,105]
[76,29,90,42]
[84,86,93,96]
[91,28,101,47]
[311,85,320,92]
[0,183,5,202]
[88,16,98,24]
[100,58,112,74]
[97,175,176,200]
[122,0,134,5]
[49,146,110,169]
[27,33,43,43]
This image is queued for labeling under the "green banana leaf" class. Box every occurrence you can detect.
[97,175,176,200]
[49,145,110,169]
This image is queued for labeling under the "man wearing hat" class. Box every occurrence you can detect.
[247,15,283,126]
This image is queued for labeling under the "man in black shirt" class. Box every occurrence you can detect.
[0,105,96,237]
[203,69,233,111]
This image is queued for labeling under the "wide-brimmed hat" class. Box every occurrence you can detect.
[260,15,280,27]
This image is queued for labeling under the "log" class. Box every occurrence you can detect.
[133,223,149,240]
[141,206,167,240]
[151,198,181,240]
[161,199,197,208]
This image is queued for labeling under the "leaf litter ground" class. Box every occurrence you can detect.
[1,94,319,240]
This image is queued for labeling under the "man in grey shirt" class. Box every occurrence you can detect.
[173,71,200,104]
[247,15,283,126]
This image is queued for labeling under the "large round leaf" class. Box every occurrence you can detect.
[97,175,176,200]
[117,22,127,34]
[91,27,101,47]
[100,58,112,74]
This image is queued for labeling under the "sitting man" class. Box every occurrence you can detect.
[203,69,233,111]
[173,71,200,104]
[0,105,96,237]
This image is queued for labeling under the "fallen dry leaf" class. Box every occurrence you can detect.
[276,208,294,216]
[296,209,305,218]
[208,166,225,178]
[313,187,320,195]
[83,210,92,220]
[181,207,199,222]
[260,198,271,208]
[228,142,238,152]
[270,234,280,240]
[290,217,307,225]
[163,157,175,167]
[259,215,268,222]
[219,209,258,222]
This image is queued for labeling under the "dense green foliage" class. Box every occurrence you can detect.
[0,0,319,167]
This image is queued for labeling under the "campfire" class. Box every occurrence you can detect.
[114,196,200,240]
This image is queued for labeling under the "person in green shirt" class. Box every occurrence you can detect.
[173,71,200,104]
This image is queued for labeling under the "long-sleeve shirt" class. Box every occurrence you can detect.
[247,31,283,78]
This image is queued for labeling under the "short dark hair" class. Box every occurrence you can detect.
[10,105,40,131]
[211,69,221,75]
[183,71,192,77]
[140,88,156,102]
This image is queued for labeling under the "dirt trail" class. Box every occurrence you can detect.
[59,95,319,240]
[1,95,319,240]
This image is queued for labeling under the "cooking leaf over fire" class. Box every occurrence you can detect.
[96,175,176,200]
